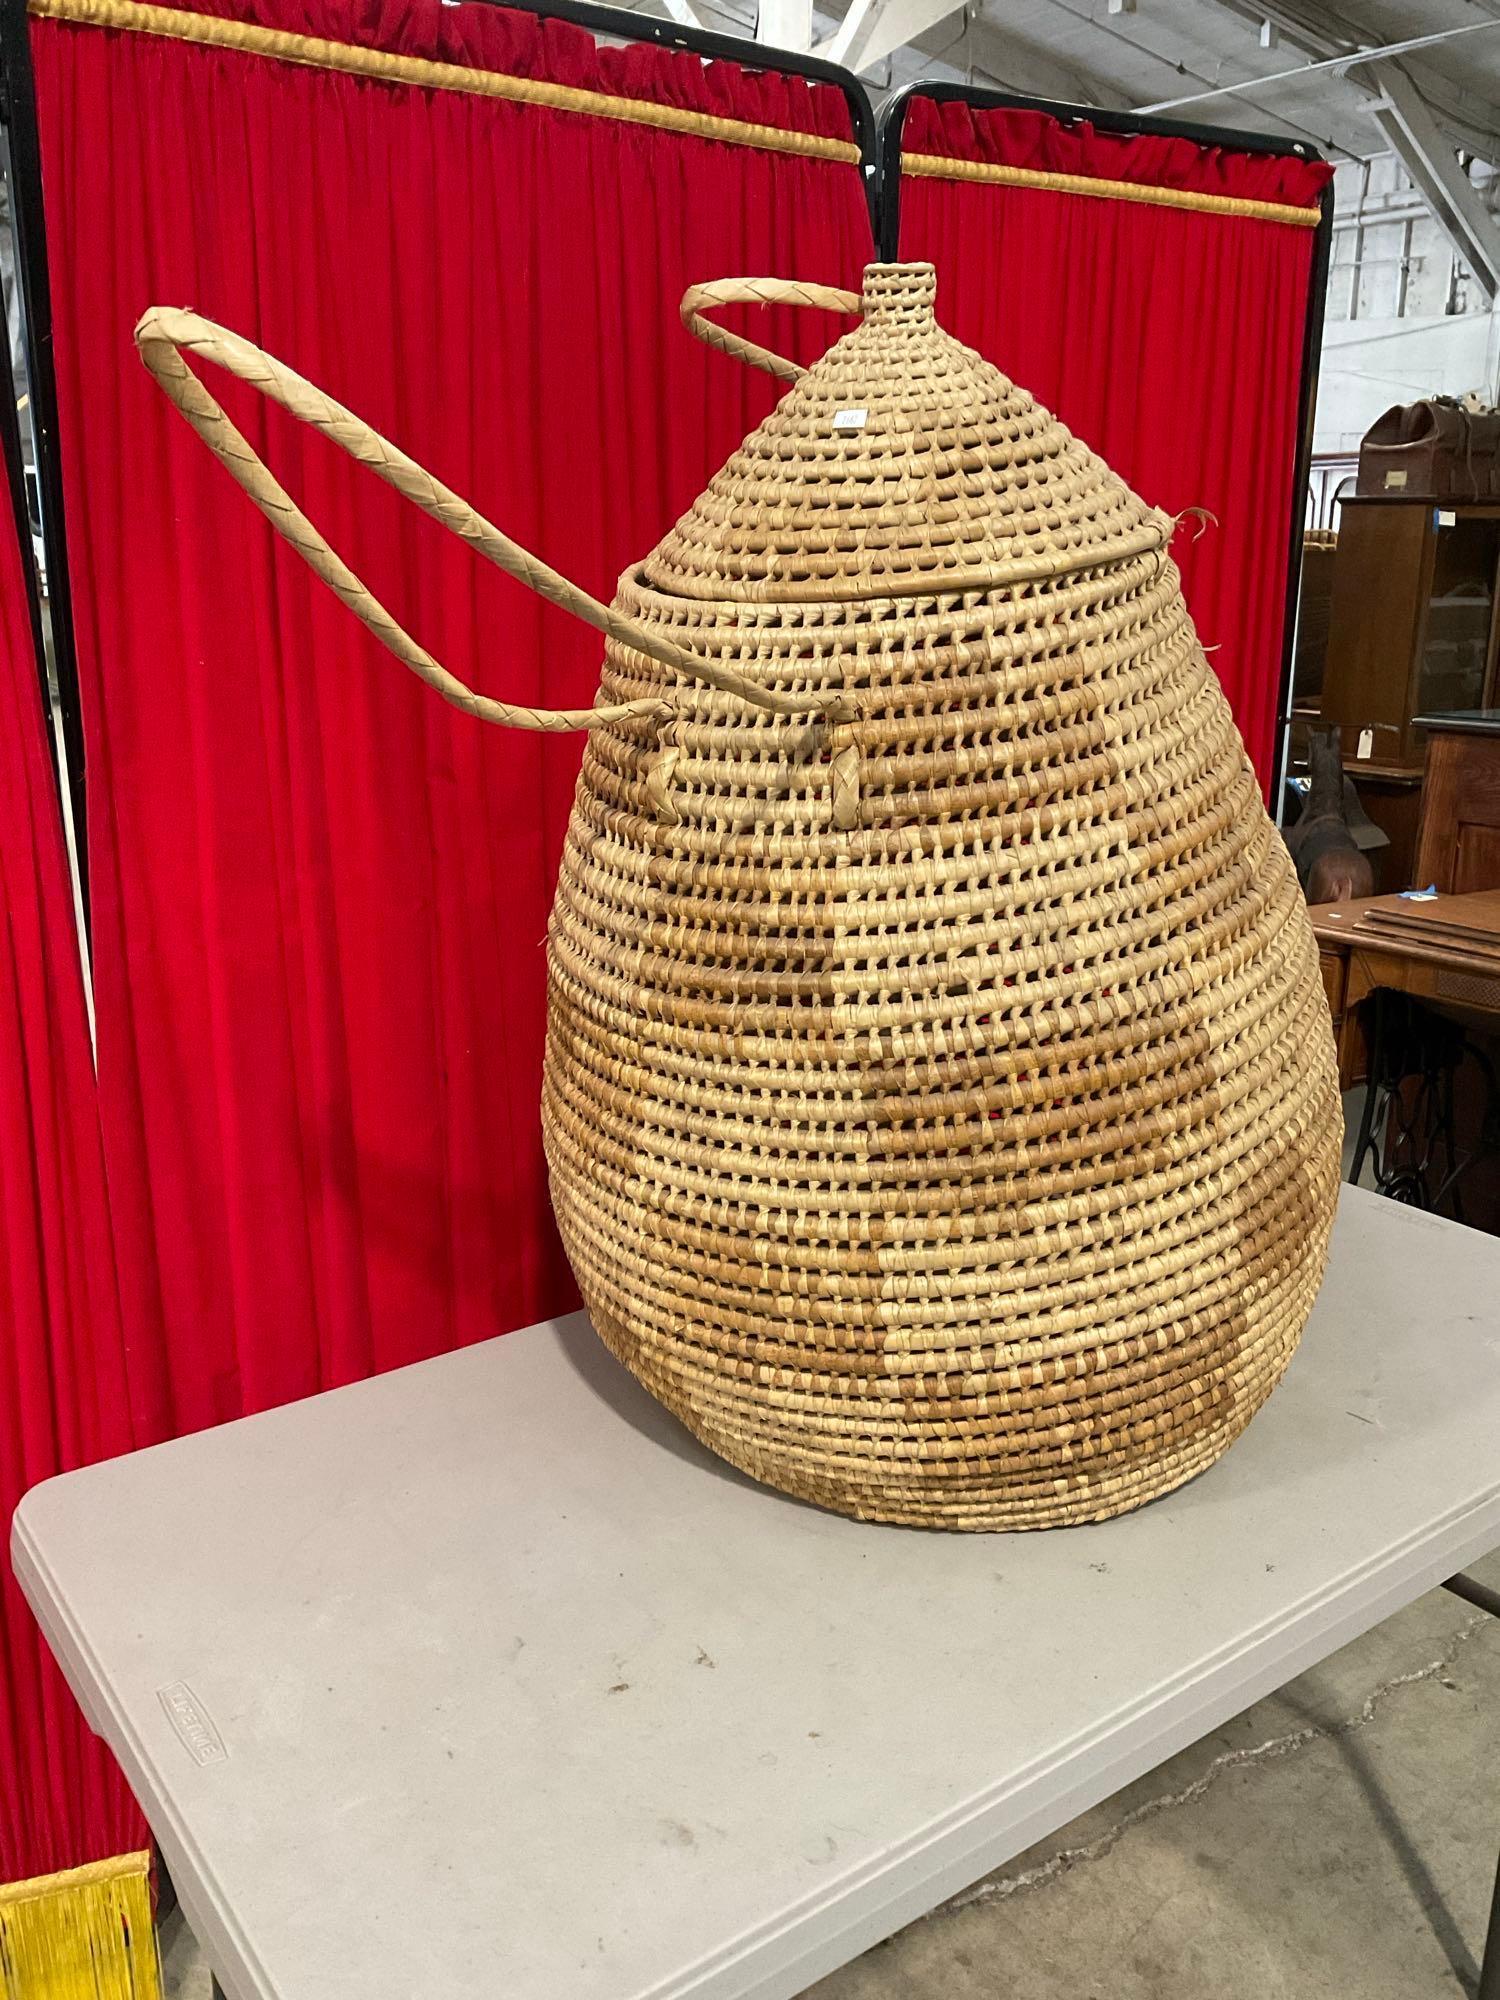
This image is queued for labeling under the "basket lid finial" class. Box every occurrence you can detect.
[860,261,937,327]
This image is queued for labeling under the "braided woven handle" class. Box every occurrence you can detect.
[134,306,838,731]
[679,278,862,382]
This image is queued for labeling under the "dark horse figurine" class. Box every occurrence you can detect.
[1284,728,1376,906]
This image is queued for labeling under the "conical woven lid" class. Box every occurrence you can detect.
[644,263,1170,603]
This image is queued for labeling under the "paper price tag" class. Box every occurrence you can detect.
[1357,728,1374,760]
[832,408,868,432]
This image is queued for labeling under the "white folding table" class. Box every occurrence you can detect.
[13,1187,1500,2000]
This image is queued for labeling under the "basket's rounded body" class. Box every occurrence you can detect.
[542,264,1341,1530]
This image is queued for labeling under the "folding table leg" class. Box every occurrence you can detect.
[1480,1848,1500,2000]
[1446,1574,1500,1997]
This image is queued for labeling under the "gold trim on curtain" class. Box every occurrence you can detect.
[900,150,1322,227]
[26,0,862,163]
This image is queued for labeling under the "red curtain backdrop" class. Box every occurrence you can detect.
[0,502,147,1875]
[898,99,1332,788]
[29,0,871,1445]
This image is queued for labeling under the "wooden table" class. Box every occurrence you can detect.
[12,1190,1500,2000]
[1311,889,1500,1091]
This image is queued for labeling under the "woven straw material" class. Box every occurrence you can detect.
[542,262,1341,1529]
[136,259,1340,1531]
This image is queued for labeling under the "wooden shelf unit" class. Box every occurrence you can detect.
[1322,498,1500,777]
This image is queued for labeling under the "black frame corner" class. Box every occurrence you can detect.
[874,77,1327,256]
[506,0,881,243]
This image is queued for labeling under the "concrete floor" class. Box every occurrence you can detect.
[808,1559,1500,2000]
[158,1554,1500,2000]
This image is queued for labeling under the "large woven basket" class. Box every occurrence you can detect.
[138,261,1342,1530]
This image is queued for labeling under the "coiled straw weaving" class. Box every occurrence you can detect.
[138,261,1341,1531]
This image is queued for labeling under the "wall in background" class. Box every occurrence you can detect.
[1316,150,1500,458]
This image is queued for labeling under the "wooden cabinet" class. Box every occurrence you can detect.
[1414,712,1500,892]
[1322,499,1500,775]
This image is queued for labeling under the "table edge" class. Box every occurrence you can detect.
[15,1471,1500,2000]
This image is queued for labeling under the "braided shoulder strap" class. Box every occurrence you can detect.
[134,307,844,731]
[679,278,862,381]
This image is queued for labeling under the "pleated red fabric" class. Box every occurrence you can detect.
[0,494,148,1875]
[898,98,1332,790]
[1,4,868,1876]
[29,0,872,1441]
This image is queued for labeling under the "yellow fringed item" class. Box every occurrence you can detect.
[0,1853,160,2000]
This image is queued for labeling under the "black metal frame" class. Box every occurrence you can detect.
[876,79,1335,807]
[875,78,1329,250]
[1286,177,1335,802]
[0,0,87,915]
[0,210,53,797]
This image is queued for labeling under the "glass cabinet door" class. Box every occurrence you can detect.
[1416,515,1500,717]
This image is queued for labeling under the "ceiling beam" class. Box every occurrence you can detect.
[811,0,961,73]
[819,0,874,64]
[1198,0,1500,155]
[1037,0,1340,155]
[1274,0,1500,141]
[1365,59,1500,304]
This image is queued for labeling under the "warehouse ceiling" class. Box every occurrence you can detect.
[890,0,1500,163]
[644,0,1500,165]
